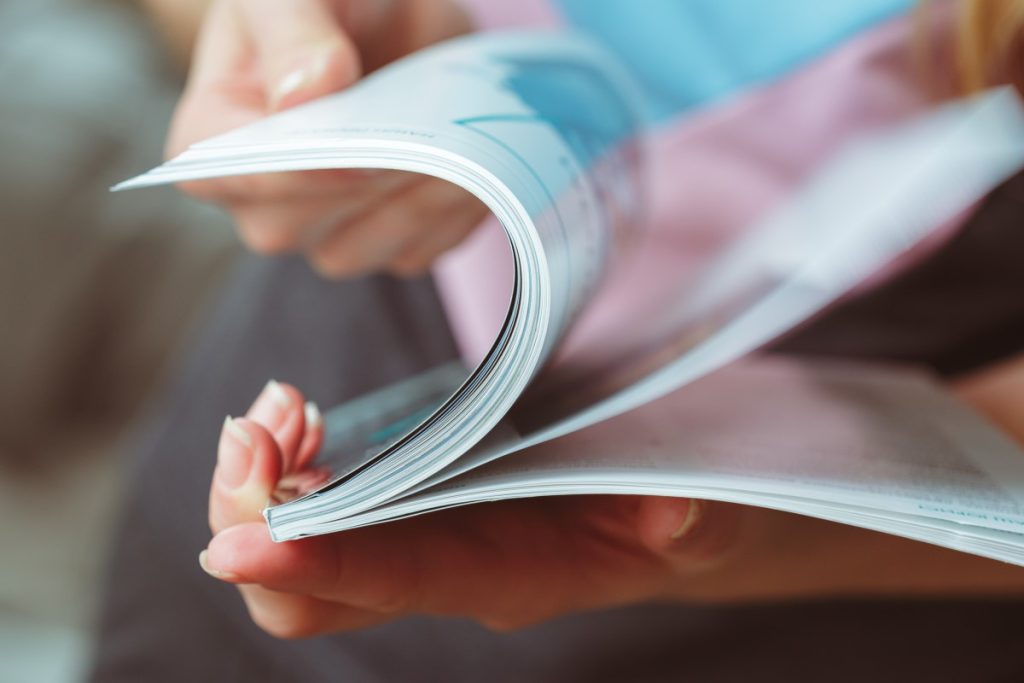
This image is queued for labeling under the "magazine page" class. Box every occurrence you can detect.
[117,31,646,514]
[269,85,1024,537]
[281,357,1024,567]
[420,87,1024,486]
[117,30,643,358]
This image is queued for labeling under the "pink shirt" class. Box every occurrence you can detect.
[435,1,954,364]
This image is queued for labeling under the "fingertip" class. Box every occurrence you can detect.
[205,523,275,582]
[210,418,284,532]
[294,401,325,471]
[272,381,308,418]
[228,417,285,489]
[635,496,702,553]
[388,256,432,279]
[669,500,703,542]
[637,498,743,567]
[248,380,302,422]
[269,41,361,112]
[235,220,302,255]
[304,401,322,431]
[207,521,306,586]
[307,247,366,280]
[199,548,246,583]
[246,381,308,467]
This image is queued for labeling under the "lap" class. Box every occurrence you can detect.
[90,173,1024,682]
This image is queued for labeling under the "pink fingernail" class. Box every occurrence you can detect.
[277,467,331,495]
[670,500,702,541]
[198,549,243,582]
[218,417,253,490]
[249,380,292,429]
[270,51,332,110]
[304,401,322,429]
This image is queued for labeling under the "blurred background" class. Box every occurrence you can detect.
[4,1,1024,681]
[0,1,235,679]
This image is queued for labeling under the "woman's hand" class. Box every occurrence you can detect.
[200,378,1024,639]
[170,0,489,277]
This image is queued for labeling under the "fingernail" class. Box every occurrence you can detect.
[304,401,322,429]
[670,500,702,541]
[277,467,331,494]
[266,380,292,408]
[218,417,253,490]
[250,380,292,429]
[198,549,243,582]
[270,52,331,110]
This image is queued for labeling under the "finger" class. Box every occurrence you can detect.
[387,196,490,277]
[239,0,361,111]
[190,0,360,111]
[221,170,417,253]
[204,497,665,628]
[955,353,1024,440]
[295,401,325,471]
[273,400,329,501]
[206,522,428,616]
[634,496,702,552]
[199,527,390,639]
[274,467,332,504]
[208,418,284,534]
[167,0,361,181]
[634,497,741,569]
[239,585,391,639]
[178,168,386,206]
[245,380,306,473]
[307,176,483,278]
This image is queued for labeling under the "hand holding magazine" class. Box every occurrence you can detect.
[119,32,1024,565]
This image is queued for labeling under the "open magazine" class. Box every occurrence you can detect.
[118,32,1024,565]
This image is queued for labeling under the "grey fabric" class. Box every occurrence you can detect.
[90,201,1024,682]
[771,171,1024,377]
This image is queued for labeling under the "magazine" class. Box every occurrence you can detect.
[118,32,1024,565]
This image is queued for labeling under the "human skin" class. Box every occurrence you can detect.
[199,361,1024,640]
[161,0,489,278]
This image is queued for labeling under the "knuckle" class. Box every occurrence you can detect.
[249,604,317,641]
[388,257,431,278]
[351,551,423,616]
[366,589,413,615]
[308,249,363,279]
[263,619,312,641]
[231,174,274,198]
[177,179,223,202]
[237,222,296,255]
[362,571,419,616]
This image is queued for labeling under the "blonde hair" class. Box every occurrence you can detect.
[958,0,1024,91]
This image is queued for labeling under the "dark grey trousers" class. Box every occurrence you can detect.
[89,173,1024,682]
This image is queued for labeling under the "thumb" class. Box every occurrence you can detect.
[634,497,740,568]
[634,496,704,554]
[190,0,362,112]
[209,417,284,534]
[234,0,362,111]
[955,353,1024,442]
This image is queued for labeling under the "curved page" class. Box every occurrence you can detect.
[115,31,645,521]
